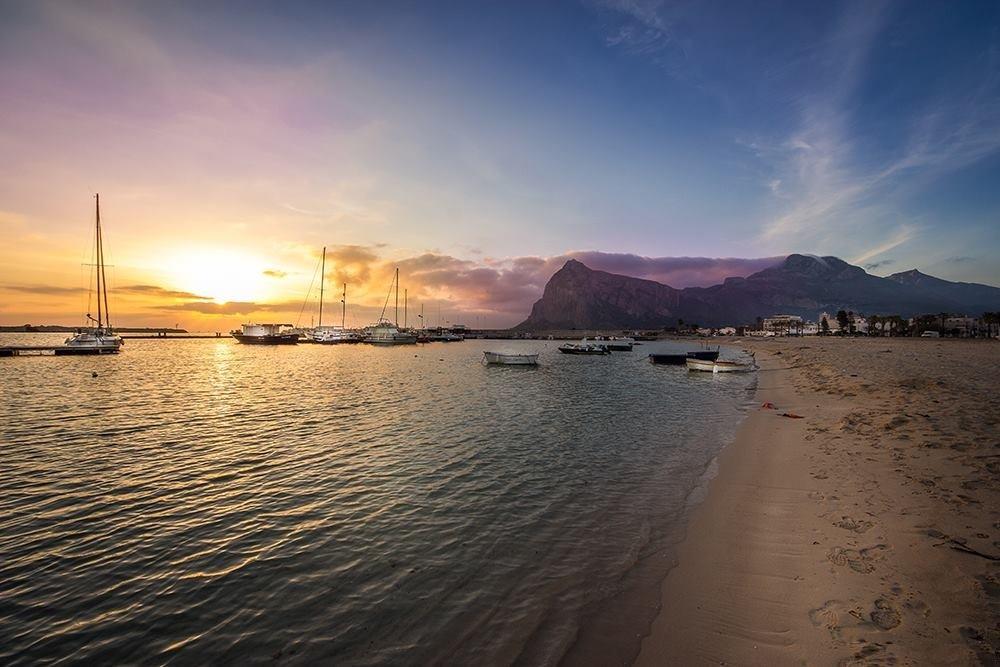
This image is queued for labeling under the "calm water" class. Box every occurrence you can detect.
[0,334,754,665]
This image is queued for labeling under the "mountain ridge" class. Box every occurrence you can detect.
[516,254,1000,329]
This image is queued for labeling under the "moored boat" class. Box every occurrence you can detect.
[648,353,688,365]
[363,320,417,345]
[65,194,123,354]
[558,343,610,355]
[585,336,634,351]
[232,323,300,344]
[685,357,755,373]
[686,348,720,361]
[482,351,538,365]
[308,327,363,344]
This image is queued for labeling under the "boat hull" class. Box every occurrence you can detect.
[648,353,688,365]
[558,345,609,355]
[483,352,538,365]
[686,350,720,361]
[686,358,754,373]
[232,333,300,345]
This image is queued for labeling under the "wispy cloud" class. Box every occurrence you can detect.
[756,2,1000,261]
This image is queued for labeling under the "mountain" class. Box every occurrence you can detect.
[885,269,1000,315]
[515,254,1000,329]
[518,259,683,329]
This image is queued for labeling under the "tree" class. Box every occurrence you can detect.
[869,315,881,337]
[821,316,830,335]
[836,310,849,335]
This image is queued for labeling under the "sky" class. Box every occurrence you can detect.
[1,0,998,329]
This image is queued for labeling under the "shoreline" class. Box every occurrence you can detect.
[634,338,999,665]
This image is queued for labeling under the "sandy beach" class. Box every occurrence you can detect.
[636,337,999,665]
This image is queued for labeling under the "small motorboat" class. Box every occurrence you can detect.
[558,343,610,355]
[686,348,720,361]
[483,351,539,366]
[648,353,688,365]
[686,358,755,373]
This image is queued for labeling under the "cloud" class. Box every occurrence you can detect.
[863,259,895,270]
[1,284,86,295]
[756,2,1000,259]
[262,269,288,278]
[945,255,974,264]
[851,226,915,266]
[117,284,213,300]
[155,300,293,315]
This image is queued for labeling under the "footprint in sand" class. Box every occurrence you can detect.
[827,545,888,573]
[834,516,875,533]
[869,599,901,630]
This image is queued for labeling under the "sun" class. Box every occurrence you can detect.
[162,248,273,304]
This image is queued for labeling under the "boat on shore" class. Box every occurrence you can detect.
[483,351,538,365]
[559,343,610,355]
[686,357,755,373]
[232,323,300,345]
[65,194,123,354]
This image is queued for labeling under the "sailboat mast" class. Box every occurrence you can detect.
[404,289,407,329]
[394,267,399,326]
[99,196,111,329]
[342,283,347,329]
[94,194,103,329]
[318,246,326,328]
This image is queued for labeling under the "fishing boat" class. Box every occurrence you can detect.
[648,353,688,365]
[65,194,123,354]
[686,348,720,361]
[686,358,755,373]
[585,336,634,351]
[558,343,610,355]
[482,351,539,365]
[231,323,300,344]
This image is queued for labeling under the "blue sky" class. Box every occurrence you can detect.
[0,0,998,326]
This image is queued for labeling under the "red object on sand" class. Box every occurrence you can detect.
[762,402,776,410]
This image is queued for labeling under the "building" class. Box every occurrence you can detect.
[762,314,804,335]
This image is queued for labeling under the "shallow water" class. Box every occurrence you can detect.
[0,334,754,665]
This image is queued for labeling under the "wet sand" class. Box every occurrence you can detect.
[635,337,999,665]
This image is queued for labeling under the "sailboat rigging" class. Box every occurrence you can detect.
[65,194,123,353]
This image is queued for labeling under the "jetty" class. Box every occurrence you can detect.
[0,345,120,357]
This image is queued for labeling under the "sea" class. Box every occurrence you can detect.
[0,334,755,665]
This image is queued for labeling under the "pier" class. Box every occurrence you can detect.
[0,346,119,357]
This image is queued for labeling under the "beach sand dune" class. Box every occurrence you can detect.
[636,337,999,665]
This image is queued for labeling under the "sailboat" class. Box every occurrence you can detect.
[363,268,417,345]
[306,247,362,344]
[65,194,123,353]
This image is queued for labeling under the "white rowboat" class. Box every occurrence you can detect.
[483,351,539,366]
[686,358,756,373]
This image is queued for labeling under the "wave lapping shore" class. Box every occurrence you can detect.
[637,337,999,665]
